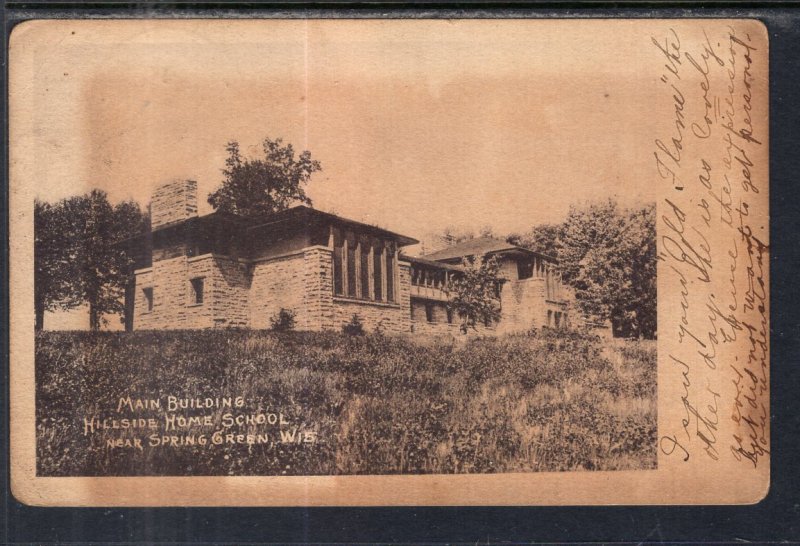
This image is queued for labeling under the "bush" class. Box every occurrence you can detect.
[342,314,364,336]
[270,308,296,332]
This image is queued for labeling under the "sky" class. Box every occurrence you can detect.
[15,19,665,329]
[17,19,658,246]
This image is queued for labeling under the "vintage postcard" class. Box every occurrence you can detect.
[9,18,769,506]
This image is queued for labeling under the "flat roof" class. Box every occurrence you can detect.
[115,205,419,248]
[400,254,465,272]
[421,236,556,263]
[245,206,419,247]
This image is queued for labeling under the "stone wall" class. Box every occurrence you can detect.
[133,254,189,329]
[397,263,412,332]
[183,256,216,329]
[249,252,308,330]
[134,243,339,331]
[205,256,251,328]
[333,299,407,334]
[133,253,252,329]
[411,299,459,335]
[150,179,198,230]
[132,268,155,330]
[303,247,335,331]
[409,298,498,336]
[247,246,336,330]
[497,277,548,334]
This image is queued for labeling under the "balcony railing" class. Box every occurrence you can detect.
[410,284,449,302]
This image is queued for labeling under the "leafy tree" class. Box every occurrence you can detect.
[477,225,494,239]
[556,199,656,339]
[34,200,76,330]
[35,191,147,331]
[618,203,657,338]
[208,138,322,217]
[443,227,473,244]
[507,222,563,259]
[446,255,503,333]
[68,191,148,330]
[510,199,656,339]
[423,225,495,255]
[558,199,627,315]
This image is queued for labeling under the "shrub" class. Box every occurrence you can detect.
[270,308,296,332]
[342,314,365,336]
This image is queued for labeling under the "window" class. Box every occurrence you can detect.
[331,230,397,303]
[143,287,154,312]
[385,245,395,302]
[360,240,370,299]
[425,303,434,323]
[346,238,357,297]
[446,307,454,324]
[373,242,383,301]
[332,228,344,296]
[190,277,204,305]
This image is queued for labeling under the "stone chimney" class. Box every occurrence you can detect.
[150,179,198,230]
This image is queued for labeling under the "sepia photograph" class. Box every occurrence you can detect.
[9,18,768,505]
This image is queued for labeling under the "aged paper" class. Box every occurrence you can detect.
[9,18,768,505]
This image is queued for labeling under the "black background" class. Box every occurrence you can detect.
[3,5,799,544]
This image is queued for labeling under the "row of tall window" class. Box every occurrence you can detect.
[332,228,397,303]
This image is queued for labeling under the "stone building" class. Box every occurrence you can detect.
[408,238,571,335]
[121,179,573,334]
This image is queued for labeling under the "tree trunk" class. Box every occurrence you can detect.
[89,303,100,331]
[35,299,44,331]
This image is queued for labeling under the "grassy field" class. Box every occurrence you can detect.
[36,328,656,476]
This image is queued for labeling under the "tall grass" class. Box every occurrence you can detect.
[36,329,656,476]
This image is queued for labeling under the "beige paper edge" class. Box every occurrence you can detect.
[9,18,770,506]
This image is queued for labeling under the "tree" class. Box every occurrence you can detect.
[34,200,77,330]
[556,199,656,339]
[618,203,657,338]
[68,191,148,330]
[446,255,503,333]
[35,191,147,331]
[422,225,497,255]
[208,138,322,217]
[507,222,563,259]
[110,199,150,329]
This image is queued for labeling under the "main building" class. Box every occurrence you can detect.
[121,180,573,335]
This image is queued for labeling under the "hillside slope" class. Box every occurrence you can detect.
[36,329,656,476]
